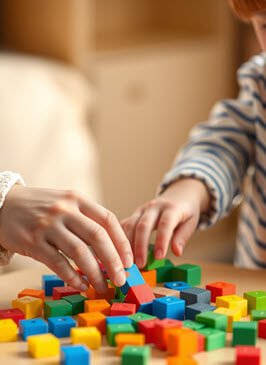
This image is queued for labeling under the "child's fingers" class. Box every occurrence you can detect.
[133,208,160,269]
[120,210,143,247]
[33,241,88,291]
[46,225,108,293]
[170,215,198,256]
[78,198,133,269]
[65,213,126,287]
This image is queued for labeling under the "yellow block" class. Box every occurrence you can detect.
[214,307,242,332]
[0,319,18,342]
[27,334,60,358]
[115,333,145,355]
[71,326,101,349]
[12,296,43,319]
[215,295,248,317]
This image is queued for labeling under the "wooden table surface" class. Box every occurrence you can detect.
[0,261,265,364]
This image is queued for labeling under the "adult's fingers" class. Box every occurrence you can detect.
[78,197,133,269]
[65,213,126,288]
[170,215,198,256]
[45,224,108,293]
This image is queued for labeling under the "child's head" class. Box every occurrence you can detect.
[229,0,266,51]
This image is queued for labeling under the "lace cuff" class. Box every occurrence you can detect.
[0,171,25,265]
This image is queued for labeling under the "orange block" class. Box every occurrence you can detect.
[154,319,183,351]
[140,270,157,287]
[115,333,145,355]
[167,356,198,365]
[85,284,115,301]
[167,328,198,357]
[78,312,106,334]
[18,289,45,302]
[84,299,110,315]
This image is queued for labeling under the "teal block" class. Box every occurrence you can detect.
[197,327,226,351]
[183,320,205,331]
[128,313,156,330]
[232,321,257,346]
[244,291,266,313]
[106,323,135,346]
[144,245,166,270]
[251,310,266,321]
[122,345,150,365]
[156,259,174,283]
[172,263,201,286]
[64,294,87,315]
[196,311,227,331]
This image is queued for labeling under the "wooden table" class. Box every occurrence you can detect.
[0,261,265,364]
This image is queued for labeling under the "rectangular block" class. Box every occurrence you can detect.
[250,309,266,321]
[185,303,216,321]
[116,333,145,355]
[18,289,45,302]
[206,281,236,303]
[64,294,87,315]
[156,259,174,283]
[78,312,106,334]
[180,287,211,306]
[52,286,80,300]
[0,319,18,342]
[138,318,160,344]
[125,284,155,310]
[235,346,261,365]
[154,319,183,351]
[153,297,185,320]
[28,333,60,358]
[107,323,135,346]
[12,296,43,319]
[106,316,133,325]
[216,295,248,317]
[258,319,266,339]
[0,308,25,326]
[71,326,101,350]
[120,265,145,295]
[197,327,226,351]
[84,299,110,315]
[140,270,157,287]
[244,291,266,313]
[167,328,198,357]
[44,299,72,319]
[183,320,205,331]
[110,302,136,316]
[20,318,48,341]
[121,345,150,365]
[61,345,90,365]
[42,275,64,296]
[232,321,257,346]
[172,264,201,286]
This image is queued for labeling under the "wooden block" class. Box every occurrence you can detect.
[64,294,87,315]
[244,291,266,313]
[110,302,136,316]
[172,264,201,286]
[185,303,216,321]
[84,299,110,315]
[138,318,160,344]
[85,283,115,301]
[78,312,106,334]
[42,275,64,296]
[128,313,156,330]
[61,345,90,365]
[153,296,185,320]
[235,346,261,365]
[107,323,136,346]
[140,270,157,287]
[206,281,236,303]
[154,318,183,351]
[214,307,241,332]
[258,319,266,339]
[71,326,101,349]
[20,318,48,340]
[120,265,145,295]
[116,333,145,355]
[52,286,80,300]
[167,356,198,365]
[18,289,45,302]
[232,322,257,346]
[180,287,211,306]
[125,284,155,310]
[12,296,42,319]
[197,328,226,351]
[48,316,76,338]
[216,295,248,317]
[0,308,25,326]
[153,287,180,298]
[196,311,227,331]
[27,333,60,358]
[0,319,18,342]
[156,259,174,283]
[167,328,198,357]
[121,345,150,365]
[44,300,72,319]
[144,245,166,270]
[197,333,205,352]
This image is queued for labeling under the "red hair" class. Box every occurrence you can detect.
[229,0,266,20]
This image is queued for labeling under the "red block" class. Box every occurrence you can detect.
[125,283,155,310]
[138,318,161,344]
[258,319,266,339]
[52,286,80,300]
[154,319,183,351]
[110,302,136,316]
[0,308,25,326]
[197,333,205,352]
[236,346,261,365]
[206,281,236,303]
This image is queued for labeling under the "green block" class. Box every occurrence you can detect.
[232,321,257,346]
[122,345,150,365]
[244,291,266,313]
[44,299,72,319]
[115,287,126,300]
[172,263,202,286]
[129,313,156,329]
[183,320,205,331]
[64,294,87,315]
[196,311,227,331]
[144,245,166,270]
[107,323,135,346]
[250,309,266,321]
[197,327,226,351]
[156,259,174,283]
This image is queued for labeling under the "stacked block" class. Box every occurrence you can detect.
[206,281,236,303]
[107,323,135,346]
[61,345,90,365]
[232,322,257,346]
[153,296,185,320]
[120,264,145,295]
[27,333,60,358]
[129,313,156,329]
[20,318,48,340]
[71,326,101,349]
[138,318,160,344]
[121,345,150,365]
[154,319,182,351]
[125,283,155,310]
[172,264,201,286]
[42,275,64,296]
[110,302,136,316]
[116,333,145,355]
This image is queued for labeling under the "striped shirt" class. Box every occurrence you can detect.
[161,53,266,269]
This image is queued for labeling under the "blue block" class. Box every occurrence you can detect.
[61,345,90,365]
[153,296,185,320]
[106,316,133,325]
[138,302,153,315]
[19,318,48,341]
[164,281,191,291]
[180,287,211,305]
[120,264,145,295]
[42,274,64,296]
[48,316,76,338]
[185,303,216,321]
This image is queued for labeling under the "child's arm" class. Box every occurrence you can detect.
[0,183,133,292]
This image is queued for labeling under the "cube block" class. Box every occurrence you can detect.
[71,326,101,349]
[121,345,150,365]
[42,275,64,296]
[138,318,161,344]
[120,265,145,295]
[206,281,236,303]
[144,245,166,270]
[84,299,110,315]
[44,299,72,319]
[153,296,185,320]
[185,303,216,321]
[140,270,157,287]
[85,283,115,301]
[172,264,201,286]
[78,312,106,334]
[196,311,227,331]
[28,333,60,358]
[110,302,136,316]
[18,289,45,302]
[20,318,48,340]
[214,307,241,332]
[52,286,80,300]
[216,295,248,317]
[183,320,205,331]
[0,308,25,326]
[156,259,174,283]
[250,309,266,321]
[138,302,153,314]
[154,318,183,351]
[232,322,257,346]
[235,346,261,365]
[106,323,135,346]
[48,316,76,338]
[12,296,43,319]
[64,294,87,315]
[180,287,211,305]
[197,327,226,351]
[128,313,156,330]
[167,328,198,357]
[116,333,145,355]
[244,291,266,313]
[61,345,90,365]
[0,318,18,342]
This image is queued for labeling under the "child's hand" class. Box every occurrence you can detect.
[121,178,211,268]
[0,185,133,292]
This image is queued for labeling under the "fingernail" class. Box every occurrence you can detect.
[123,253,133,268]
[96,283,108,294]
[155,249,163,260]
[178,241,184,255]
[135,256,144,268]
[115,269,126,287]
[80,283,89,292]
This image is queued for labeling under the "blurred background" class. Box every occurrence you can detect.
[0,0,261,264]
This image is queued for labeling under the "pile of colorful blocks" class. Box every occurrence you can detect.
[0,245,265,365]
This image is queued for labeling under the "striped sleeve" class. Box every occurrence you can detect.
[160,56,262,229]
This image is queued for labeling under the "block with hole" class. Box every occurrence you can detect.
[12,296,43,319]
[205,281,236,303]
[215,295,248,317]
[244,291,266,313]
[48,316,76,338]
[20,318,48,341]
[153,296,185,320]
[0,308,25,326]
[164,281,191,291]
